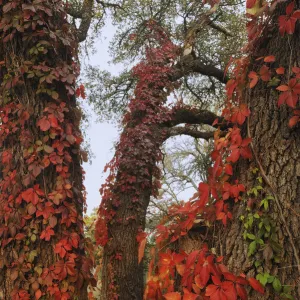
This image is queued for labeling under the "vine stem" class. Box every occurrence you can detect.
[247,116,300,274]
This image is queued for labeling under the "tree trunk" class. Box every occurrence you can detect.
[99,122,163,299]
[217,1,300,298]
[0,0,90,298]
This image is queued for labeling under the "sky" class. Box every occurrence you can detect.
[82,21,120,214]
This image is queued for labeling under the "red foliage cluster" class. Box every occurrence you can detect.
[146,245,263,300]
[0,0,93,298]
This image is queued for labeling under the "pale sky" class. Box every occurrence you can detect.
[82,21,120,214]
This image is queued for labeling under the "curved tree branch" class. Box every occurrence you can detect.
[171,54,228,83]
[164,106,224,128]
[165,127,215,140]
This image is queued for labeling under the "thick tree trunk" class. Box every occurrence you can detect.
[101,191,151,299]
[0,0,89,299]
[216,1,300,298]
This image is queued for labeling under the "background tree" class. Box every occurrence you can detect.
[90,1,247,297]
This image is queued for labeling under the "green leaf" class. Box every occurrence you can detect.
[28,250,38,262]
[248,241,257,256]
[265,224,271,232]
[264,200,269,210]
[256,273,268,286]
[257,238,264,245]
[254,260,261,267]
[247,233,256,240]
[272,277,282,293]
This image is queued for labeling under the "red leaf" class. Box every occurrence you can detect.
[22,188,39,205]
[15,233,26,240]
[205,284,218,296]
[231,104,250,125]
[195,268,210,289]
[224,164,233,175]
[259,65,271,81]
[37,117,50,131]
[286,1,294,15]
[236,284,248,300]
[246,0,256,9]
[248,277,264,294]
[198,183,210,207]
[183,291,198,300]
[40,226,55,241]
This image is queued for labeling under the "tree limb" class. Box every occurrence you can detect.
[171,54,228,83]
[164,106,224,128]
[76,0,95,42]
[165,127,215,140]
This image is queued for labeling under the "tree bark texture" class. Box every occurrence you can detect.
[100,124,163,300]
[216,1,300,298]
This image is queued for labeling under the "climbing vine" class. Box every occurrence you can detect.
[142,0,300,299]
[0,0,93,298]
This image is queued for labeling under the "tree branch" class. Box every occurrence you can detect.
[76,0,94,42]
[67,0,124,42]
[165,127,215,140]
[164,106,224,129]
[95,0,123,10]
[171,54,228,83]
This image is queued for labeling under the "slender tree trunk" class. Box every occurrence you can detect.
[0,0,90,298]
[216,1,300,298]
[99,123,163,299]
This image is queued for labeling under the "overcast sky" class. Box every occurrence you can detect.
[82,21,120,214]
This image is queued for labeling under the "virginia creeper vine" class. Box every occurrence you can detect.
[0,0,93,298]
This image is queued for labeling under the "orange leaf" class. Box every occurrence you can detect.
[276,67,285,75]
[276,85,289,92]
[288,115,300,127]
[183,291,198,300]
[138,236,147,264]
[164,292,181,300]
[248,71,258,88]
[264,55,275,62]
[35,289,42,300]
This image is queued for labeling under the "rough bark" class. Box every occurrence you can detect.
[216,1,300,298]
[100,125,163,300]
